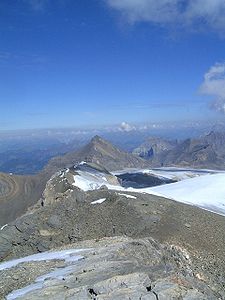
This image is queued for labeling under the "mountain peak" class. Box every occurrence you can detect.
[90,135,105,144]
[45,134,151,175]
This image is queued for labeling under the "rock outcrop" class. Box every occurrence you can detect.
[1,237,219,299]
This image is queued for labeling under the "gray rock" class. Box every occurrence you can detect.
[0,237,219,299]
[0,235,11,260]
[46,215,62,229]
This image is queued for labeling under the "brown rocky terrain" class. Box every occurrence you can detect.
[0,172,46,226]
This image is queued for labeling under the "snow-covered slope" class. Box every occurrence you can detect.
[72,169,121,191]
[72,164,225,217]
[147,173,225,216]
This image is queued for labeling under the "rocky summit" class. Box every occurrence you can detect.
[45,135,150,174]
[1,162,225,299]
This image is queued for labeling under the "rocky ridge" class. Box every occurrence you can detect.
[1,237,218,299]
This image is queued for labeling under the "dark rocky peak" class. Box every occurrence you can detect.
[90,135,119,149]
[90,135,105,144]
[133,136,177,160]
[44,135,150,176]
[83,135,122,155]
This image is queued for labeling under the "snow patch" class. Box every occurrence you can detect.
[5,249,87,300]
[0,224,8,231]
[0,249,87,271]
[73,170,116,192]
[6,263,83,300]
[118,193,137,199]
[91,198,106,204]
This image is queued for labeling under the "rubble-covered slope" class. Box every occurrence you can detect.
[1,163,225,298]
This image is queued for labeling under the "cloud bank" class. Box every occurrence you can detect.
[119,122,136,132]
[106,0,225,34]
[200,63,225,113]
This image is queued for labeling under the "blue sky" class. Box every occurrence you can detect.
[1,0,225,130]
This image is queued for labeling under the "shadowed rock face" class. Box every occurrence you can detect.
[117,172,175,188]
[133,136,177,160]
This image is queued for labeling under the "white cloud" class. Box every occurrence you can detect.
[200,62,225,113]
[107,0,180,24]
[106,0,225,34]
[119,122,136,132]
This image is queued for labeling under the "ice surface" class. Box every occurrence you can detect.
[0,249,87,271]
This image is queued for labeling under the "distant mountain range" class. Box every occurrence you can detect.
[0,122,221,175]
[0,139,87,175]
[133,136,177,161]
[133,131,225,169]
